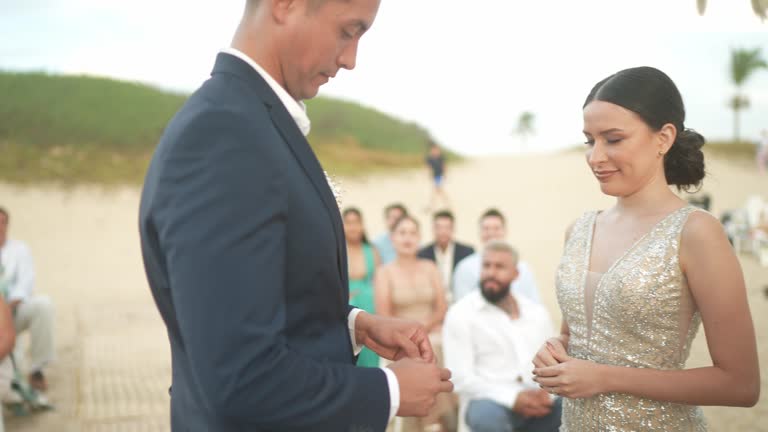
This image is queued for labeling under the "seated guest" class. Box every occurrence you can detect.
[375,215,450,431]
[0,207,55,391]
[452,208,540,303]
[0,295,15,432]
[418,210,474,302]
[372,203,407,264]
[342,207,381,368]
[443,241,561,432]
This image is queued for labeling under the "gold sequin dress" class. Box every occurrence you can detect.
[556,206,707,431]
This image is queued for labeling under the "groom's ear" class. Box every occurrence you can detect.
[271,0,303,24]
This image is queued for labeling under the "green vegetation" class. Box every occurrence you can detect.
[0,71,448,185]
[728,47,767,143]
[696,0,767,20]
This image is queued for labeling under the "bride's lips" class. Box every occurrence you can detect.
[593,169,619,180]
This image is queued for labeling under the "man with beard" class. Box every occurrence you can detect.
[443,241,561,432]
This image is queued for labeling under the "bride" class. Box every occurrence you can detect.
[532,66,760,431]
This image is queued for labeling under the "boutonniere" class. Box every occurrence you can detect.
[324,170,343,210]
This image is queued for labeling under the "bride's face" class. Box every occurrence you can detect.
[392,218,420,256]
[582,100,669,197]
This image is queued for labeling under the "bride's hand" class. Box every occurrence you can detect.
[532,346,606,399]
[532,338,568,369]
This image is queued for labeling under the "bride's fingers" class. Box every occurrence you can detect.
[546,341,570,362]
[533,375,561,387]
[533,348,559,368]
[533,365,561,378]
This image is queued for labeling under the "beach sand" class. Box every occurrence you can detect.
[3,151,766,431]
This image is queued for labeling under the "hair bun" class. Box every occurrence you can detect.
[665,128,705,192]
[677,128,705,150]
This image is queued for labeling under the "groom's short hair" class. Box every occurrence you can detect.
[247,0,341,12]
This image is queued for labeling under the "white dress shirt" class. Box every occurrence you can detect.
[0,239,35,302]
[433,242,455,293]
[452,253,541,304]
[443,291,555,408]
[220,48,399,420]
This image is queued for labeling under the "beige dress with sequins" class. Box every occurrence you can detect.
[556,206,707,431]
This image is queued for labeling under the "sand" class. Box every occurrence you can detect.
[2,151,766,431]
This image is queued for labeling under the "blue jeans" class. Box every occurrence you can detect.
[466,398,562,432]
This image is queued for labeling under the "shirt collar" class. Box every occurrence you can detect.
[220,47,311,136]
[434,242,454,256]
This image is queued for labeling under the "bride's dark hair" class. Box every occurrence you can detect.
[584,66,705,192]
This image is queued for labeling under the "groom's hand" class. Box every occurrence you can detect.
[388,358,453,417]
[355,312,434,362]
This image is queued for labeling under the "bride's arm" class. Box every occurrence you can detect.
[535,212,760,407]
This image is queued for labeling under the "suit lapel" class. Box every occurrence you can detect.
[211,53,348,305]
[267,105,348,288]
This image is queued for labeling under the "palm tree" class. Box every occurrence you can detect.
[514,111,535,148]
[729,48,767,142]
[697,0,768,20]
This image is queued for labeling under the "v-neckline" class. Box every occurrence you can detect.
[585,206,689,277]
[581,206,689,348]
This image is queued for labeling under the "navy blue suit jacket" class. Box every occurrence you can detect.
[139,53,390,432]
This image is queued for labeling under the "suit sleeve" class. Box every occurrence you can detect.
[152,110,390,430]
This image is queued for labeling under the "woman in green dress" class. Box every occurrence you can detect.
[342,208,381,367]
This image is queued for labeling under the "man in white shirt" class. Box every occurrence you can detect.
[452,209,541,303]
[0,207,55,392]
[444,241,561,432]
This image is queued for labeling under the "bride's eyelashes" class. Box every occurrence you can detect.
[583,138,624,146]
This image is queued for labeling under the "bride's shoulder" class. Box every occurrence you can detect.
[679,208,728,253]
[680,208,722,239]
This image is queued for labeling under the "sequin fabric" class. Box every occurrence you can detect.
[556,206,707,431]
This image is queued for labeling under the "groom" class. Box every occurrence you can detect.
[138,0,453,431]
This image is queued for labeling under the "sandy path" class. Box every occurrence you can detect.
[2,151,766,431]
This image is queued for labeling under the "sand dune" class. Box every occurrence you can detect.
[2,151,766,431]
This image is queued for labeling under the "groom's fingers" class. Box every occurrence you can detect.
[415,333,435,363]
[439,380,454,393]
[395,332,420,359]
[439,367,452,381]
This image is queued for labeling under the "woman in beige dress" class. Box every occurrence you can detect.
[375,215,449,431]
[532,66,760,431]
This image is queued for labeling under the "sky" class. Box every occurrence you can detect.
[2,0,767,155]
